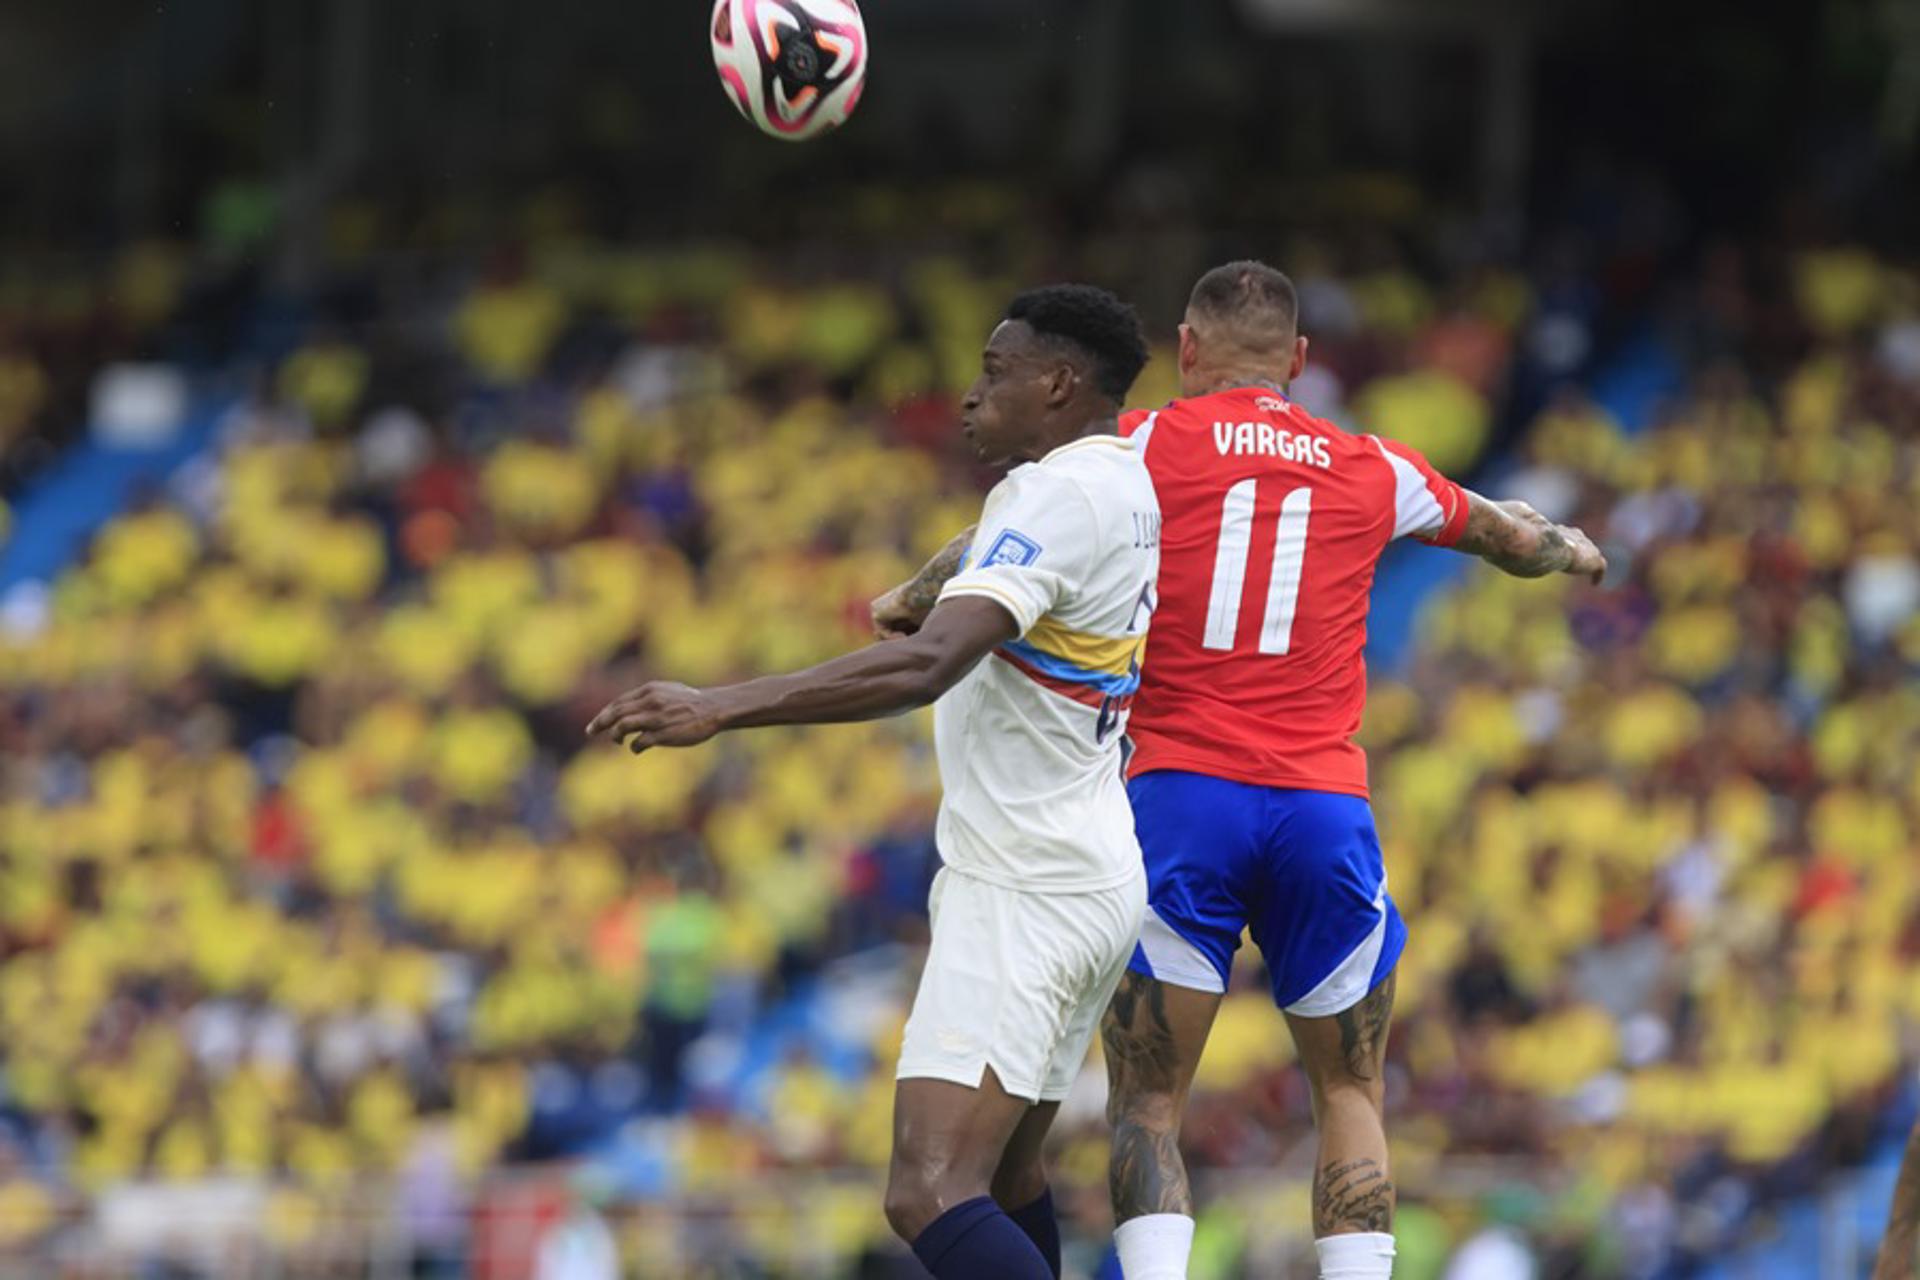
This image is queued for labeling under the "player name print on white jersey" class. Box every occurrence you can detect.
[1211,420,1334,468]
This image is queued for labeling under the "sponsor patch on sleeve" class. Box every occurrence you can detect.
[980,529,1042,568]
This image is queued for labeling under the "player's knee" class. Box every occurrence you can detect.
[883,1165,941,1242]
[1291,982,1395,1099]
[990,1155,1047,1210]
[1297,1026,1389,1095]
[1106,1081,1181,1133]
[1308,1070,1385,1115]
[885,1150,977,1243]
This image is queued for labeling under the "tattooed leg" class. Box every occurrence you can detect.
[1100,971,1221,1224]
[1334,972,1396,1084]
[1286,973,1397,1237]
[1311,1156,1395,1236]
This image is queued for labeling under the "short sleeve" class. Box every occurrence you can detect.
[939,470,1098,636]
[1371,436,1470,547]
[1119,409,1161,456]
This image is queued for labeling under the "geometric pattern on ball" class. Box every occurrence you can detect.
[710,0,868,142]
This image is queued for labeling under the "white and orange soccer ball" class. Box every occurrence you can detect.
[710,0,868,142]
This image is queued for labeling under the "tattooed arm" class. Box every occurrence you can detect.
[1452,492,1607,583]
[1875,1121,1920,1280]
[871,525,977,639]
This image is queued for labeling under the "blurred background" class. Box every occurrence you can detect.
[0,0,1916,1276]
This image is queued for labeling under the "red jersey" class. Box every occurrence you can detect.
[1119,389,1470,797]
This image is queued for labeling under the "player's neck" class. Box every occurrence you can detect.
[1016,414,1119,464]
[1188,369,1289,398]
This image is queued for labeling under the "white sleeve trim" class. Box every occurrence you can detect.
[1132,411,1160,458]
[1370,435,1447,541]
[937,579,1039,635]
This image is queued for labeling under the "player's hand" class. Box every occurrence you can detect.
[585,682,728,754]
[1559,524,1608,585]
[871,584,925,641]
[1500,500,1606,585]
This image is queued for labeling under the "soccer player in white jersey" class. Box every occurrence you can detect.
[588,285,1160,1280]
[877,263,1608,1280]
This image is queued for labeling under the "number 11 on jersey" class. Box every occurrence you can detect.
[1202,482,1312,656]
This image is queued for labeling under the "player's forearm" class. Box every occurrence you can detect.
[901,526,977,615]
[1876,1124,1920,1279]
[713,638,975,730]
[1456,494,1582,579]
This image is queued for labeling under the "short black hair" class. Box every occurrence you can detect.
[1004,284,1151,403]
[1187,260,1299,343]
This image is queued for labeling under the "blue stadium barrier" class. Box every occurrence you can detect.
[1365,538,1473,671]
[0,401,230,592]
[1589,325,1687,436]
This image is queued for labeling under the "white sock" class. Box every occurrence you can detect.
[1115,1213,1194,1279]
[1315,1231,1395,1279]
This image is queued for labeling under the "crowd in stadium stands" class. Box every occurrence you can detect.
[0,177,1916,1278]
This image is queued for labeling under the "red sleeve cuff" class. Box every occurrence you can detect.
[1424,483,1470,548]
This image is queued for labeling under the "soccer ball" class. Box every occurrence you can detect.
[710,0,868,142]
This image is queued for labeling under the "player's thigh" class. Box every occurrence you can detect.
[1249,790,1407,1021]
[988,874,1142,1202]
[1284,970,1396,1103]
[1125,770,1266,998]
[1101,970,1223,1112]
[898,869,1107,1106]
[1035,869,1148,1104]
[891,1068,1037,1191]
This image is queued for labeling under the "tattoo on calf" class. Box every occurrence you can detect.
[1102,974,1191,1221]
[1312,1156,1395,1236]
[1108,1119,1189,1221]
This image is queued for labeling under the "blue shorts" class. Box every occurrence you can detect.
[1126,770,1405,1017]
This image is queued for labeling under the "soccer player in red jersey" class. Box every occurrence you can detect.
[876,262,1605,1280]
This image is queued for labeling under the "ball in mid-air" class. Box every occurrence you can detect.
[710,0,868,142]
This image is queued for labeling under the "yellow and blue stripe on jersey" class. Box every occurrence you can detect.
[995,616,1144,710]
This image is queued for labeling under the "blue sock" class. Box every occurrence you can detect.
[911,1196,1055,1279]
[1006,1187,1062,1278]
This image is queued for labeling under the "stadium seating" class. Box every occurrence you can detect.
[0,195,1916,1275]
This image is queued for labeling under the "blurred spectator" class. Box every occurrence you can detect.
[0,165,1915,1275]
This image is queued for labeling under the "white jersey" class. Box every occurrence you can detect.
[933,433,1161,893]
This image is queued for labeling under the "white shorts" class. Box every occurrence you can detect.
[897,865,1147,1103]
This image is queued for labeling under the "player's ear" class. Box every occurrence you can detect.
[1290,335,1309,384]
[1046,360,1077,408]
[1178,323,1199,375]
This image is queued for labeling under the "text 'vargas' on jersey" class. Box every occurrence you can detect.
[1119,389,1467,797]
[933,434,1161,893]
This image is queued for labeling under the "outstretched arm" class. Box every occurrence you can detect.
[1452,492,1607,583]
[586,596,1016,754]
[872,526,977,639]
[1876,1121,1920,1280]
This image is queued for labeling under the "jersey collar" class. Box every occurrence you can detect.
[1036,434,1131,466]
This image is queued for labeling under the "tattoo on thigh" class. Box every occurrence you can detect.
[1312,1157,1394,1236]
[1334,975,1395,1083]
[1102,972,1181,1095]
